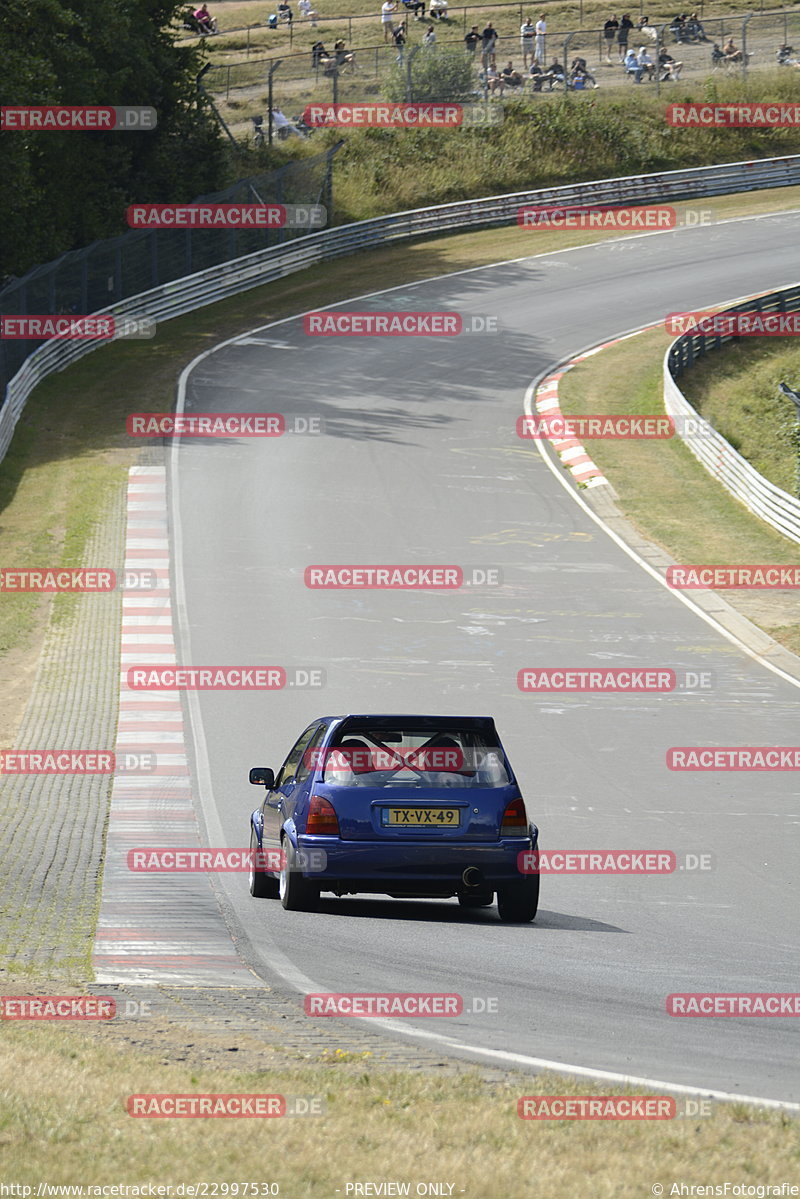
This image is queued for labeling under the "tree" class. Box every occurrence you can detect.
[383,49,475,104]
[0,0,225,280]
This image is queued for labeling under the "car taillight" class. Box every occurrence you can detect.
[500,797,528,837]
[306,795,340,836]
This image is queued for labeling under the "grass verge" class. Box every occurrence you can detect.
[0,1015,796,1193]
[557,326,800,655]
[679,339,800,496]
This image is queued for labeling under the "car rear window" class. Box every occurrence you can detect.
[317,726,511,788]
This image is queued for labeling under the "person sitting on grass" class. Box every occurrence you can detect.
[500,60,524,87]
[193,3,217,33]
[429,0,448,18]
[685,11,708,40]
[334,39,355,66]
[569,56,597,87]
[528,60,547,90]
[658,47,682,78]
[484,64,505,94]
[277,0,293,22]
[423,23,436,45]
[298,0,319,25]
[544,56,566,86]
[722,36,743,62]
[634,44,654,80]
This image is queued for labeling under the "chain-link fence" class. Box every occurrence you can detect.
[205,6,800,122]
[0,148,339,406]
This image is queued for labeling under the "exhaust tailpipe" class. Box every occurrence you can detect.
[462,866,484,889]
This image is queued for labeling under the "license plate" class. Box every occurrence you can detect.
[382,807,460,827]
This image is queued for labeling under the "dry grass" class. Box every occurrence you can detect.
[0,1018,796,1193]
[557,323,800,654]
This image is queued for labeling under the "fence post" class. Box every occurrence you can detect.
[741,12,752,79]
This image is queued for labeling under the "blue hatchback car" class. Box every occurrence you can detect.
[248,714,540,922]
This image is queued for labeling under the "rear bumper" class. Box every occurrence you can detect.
[295,832,537,893]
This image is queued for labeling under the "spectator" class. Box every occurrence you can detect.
[520,15,536,68]
[481,22,498,68]
[501,59,524,86]
[670,14,688,42]
[402,0,425,19]
[570,56,597,86]
[429,0,448,18]
[658,47,682,78]
[529,60,547,89]
[464,24,480,53]
[277,1,293,23]
[637,14,657,42]
[617,13,633,59]
[623,45,638,74]
[534,12,546,63]
[392,20,407,60]
[381,0,396,42]
[544,56,565,86]
[711,42,726,66]
[423,22,436,44]
[603,14,619,62]
[298,0,319,24]
[777,44,800,66]
[484,63,504,93]
[193,3,217,33]
[635,44,654,80]
[686,11,708,40]
[311,40,331,66]
[334,38,355,65]
[723,36,742,62]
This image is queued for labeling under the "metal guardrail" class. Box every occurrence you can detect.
[664,283,800,545]
[3,153,800,469]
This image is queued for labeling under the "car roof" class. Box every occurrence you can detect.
[316,714,499,732]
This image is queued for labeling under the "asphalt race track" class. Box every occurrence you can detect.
[170,212,800,1104]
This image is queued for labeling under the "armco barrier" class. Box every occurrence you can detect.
[3,153,800,468]
[664,283,800,545]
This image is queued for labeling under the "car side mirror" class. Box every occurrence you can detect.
[249,767,275,788]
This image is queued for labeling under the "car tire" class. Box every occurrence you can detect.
[249,826,278,898]
[279,840,320,911]
[458,891,494,908]
[496,874,539,923]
